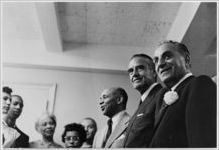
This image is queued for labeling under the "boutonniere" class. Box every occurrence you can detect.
[163,90,179,105]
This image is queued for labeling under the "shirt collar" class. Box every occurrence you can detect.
[171,72,193,91]
[141,83,159,102]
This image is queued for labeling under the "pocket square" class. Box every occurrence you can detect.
[137,113,144,117]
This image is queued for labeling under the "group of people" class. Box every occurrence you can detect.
[2,40,217,148]
[93,40,216,148]
[2,87,98,148]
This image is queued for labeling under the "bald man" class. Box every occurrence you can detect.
[93,87,130,148]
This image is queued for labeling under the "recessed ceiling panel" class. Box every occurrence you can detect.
[57,2,181,47]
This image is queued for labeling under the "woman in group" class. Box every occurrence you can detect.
[2,86,20,148]
[29,112,63,148]
[62,123,86,148]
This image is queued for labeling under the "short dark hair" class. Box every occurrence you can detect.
[114,87,128,109]
[130,53,155,72]
[62,123,86,146]
[159,40,191,65]
[3,86,12,95]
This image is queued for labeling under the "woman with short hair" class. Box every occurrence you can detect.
[29,112,63,148]
[62,123,86,148]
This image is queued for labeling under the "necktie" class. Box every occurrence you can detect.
[102,119,112,147]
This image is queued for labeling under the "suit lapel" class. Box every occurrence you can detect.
[142,84,162,107]
[154,76,195,130]
[105,112,129,148]
[123,84,162,146]
[154,88,169,128]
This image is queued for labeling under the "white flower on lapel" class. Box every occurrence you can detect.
[163,91,179,105]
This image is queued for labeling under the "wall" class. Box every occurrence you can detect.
[182,2,217,76]
[3,66,139,146]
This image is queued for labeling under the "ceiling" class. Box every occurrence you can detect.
[2,2,217,76]
[56,2,180,48]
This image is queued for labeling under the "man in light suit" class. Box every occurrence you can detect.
[123,54,162,147]
[93,87,130,148]
[150,40,216,147]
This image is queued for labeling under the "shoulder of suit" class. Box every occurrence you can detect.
[189,75,215,86]
[195,75,214,82]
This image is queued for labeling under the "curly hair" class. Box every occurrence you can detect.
[62,123,86,146]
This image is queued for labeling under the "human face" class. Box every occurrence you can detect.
[64,131,81,148]
[128,57,155,94]
[38,116,56,138]
[99,89,118,118]
[8,96,23,118]
[2,92,11,114]
[81,119,96,140]
[153,43,188,87]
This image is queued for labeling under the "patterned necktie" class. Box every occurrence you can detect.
[102,119,113,147]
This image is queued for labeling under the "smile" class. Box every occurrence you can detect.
[45,129,53,133]
[160,67,171,74]
[133,78,142,82]
[100,105,105,111]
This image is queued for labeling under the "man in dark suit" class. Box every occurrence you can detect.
[3,95,29,148]
[93,87,130,148]
[123,54,162,147]
[150,40,216,147]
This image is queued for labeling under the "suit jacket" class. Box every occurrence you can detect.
[150,75,216,148]
[14,126,29,148]
[123,84,162,147]
[93,111,130,148]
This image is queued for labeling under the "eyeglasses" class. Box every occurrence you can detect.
[64,136,80,141]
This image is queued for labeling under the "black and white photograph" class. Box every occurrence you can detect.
[1,1,217,148]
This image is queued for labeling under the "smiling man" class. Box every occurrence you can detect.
[93,87,130,148]
[123,54,162,148]
[150,40,216,147]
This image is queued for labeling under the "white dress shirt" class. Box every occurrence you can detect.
[141,83,159,102]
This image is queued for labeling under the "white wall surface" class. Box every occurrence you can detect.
[3,66,139,146]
